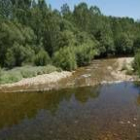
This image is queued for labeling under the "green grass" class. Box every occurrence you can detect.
[0,65,62,84]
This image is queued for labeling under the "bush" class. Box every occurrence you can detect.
[133,37,140,51]
[0,67,2,84]
[134,51,140,77]
[53,47,77,71]
[34,49,51,66]
[75,44,95,66]
[0,65,60,84]
[5,43,35,68]
[0,71,23,84]
[115,33,134,55]
[20,65,61,78]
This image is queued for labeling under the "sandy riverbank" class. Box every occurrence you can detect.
[0,71,72,92]
[102,57,139,84]
[0,57,139,93]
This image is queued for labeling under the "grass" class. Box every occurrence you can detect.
[0,65,62,84]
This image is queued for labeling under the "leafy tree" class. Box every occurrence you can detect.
[115,33,134,55]
[0,0,140,72]
[73,3,90,31]
[0,66,2,84]
[134,51,140,77]
[0,20,36,67]
[34,49,50,66]
[5,43,34,68]
[0,0,12,19]
[56,30,77,49]
[134,37,140,51]
[75,43,96,66]
[53,47,77,71]
[89,6,101,15]
[61,3,71,20]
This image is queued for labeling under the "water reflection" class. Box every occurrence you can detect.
[0,86,100,130]
[0,82,140,140]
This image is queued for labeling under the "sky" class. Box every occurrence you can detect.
[47,0,140,20]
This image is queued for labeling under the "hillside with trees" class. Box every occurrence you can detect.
[0,0,140,71]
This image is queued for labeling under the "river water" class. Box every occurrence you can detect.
[0,59,140,140]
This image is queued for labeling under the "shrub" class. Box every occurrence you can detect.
[115,33,134,55]
[134,51,140,77]
[5,43,35,68]
[34,49,50,66]
[134,37,140,51]
[0,67,2,84]
[75,44,95,66]
[0,71,23,84]
[0,65,60,84]
[53,47,77,71]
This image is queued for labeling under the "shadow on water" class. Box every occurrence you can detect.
[0,82,140,140]
[0,86,100,130]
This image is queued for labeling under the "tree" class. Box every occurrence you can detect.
[134,51,140,77]
[115,33,134,55]
[73,3,90,31]
[5,43,34,68]
[89,6,101,15]
[75,43,96,66]
[134,37,140,51]
[0,0,12,19]
[53,47,77,71]
[0,0,140,71]
[0,66,2,84]
[34,49,50,66]
[61,3,71,18]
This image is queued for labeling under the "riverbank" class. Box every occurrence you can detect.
[102,57,139,84]
[0,71,72,92]
[0,57,139,93]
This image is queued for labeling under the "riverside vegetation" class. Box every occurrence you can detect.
[0,0,140,84]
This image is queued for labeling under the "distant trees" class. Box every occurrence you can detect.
[0,1,140,70]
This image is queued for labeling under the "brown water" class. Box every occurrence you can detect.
[0,59,140,140]
[0,83,140,140]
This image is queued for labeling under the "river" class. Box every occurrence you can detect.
[0,58,140,140]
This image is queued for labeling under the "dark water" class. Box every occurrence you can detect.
[0,82,140,140]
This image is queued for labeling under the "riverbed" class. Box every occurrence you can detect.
[0,57,136,93]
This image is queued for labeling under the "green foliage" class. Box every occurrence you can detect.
[0,21,36,67]
[0,65,60,84]
[97,32,115,56]
[0,66,2,84]
[115,33,134,55]
[0,0,140,73]
[75,43,95,66]
[53,47,77,71]
[56,30,77,49]
[134,51,140,77]
[34,49,50,66]
[134,37,140,51]
[5,43,35,68]
[0,0,12,18]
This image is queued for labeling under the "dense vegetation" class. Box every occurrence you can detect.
[134,51,140,77]
[0,0,140,71]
